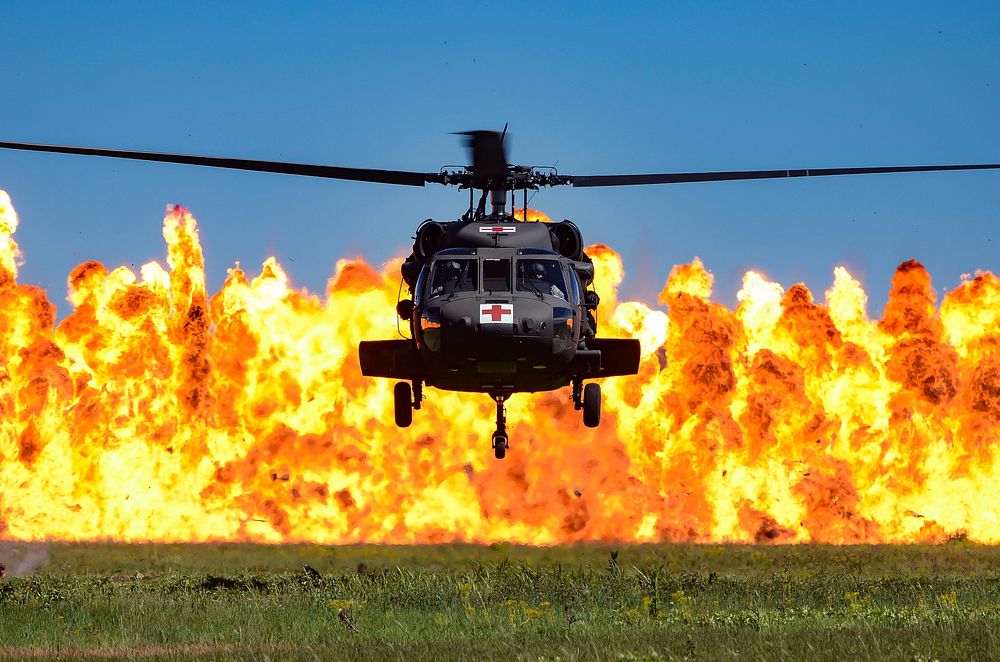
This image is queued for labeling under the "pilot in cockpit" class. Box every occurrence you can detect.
[519,260,566,300]
[432,260,476,297]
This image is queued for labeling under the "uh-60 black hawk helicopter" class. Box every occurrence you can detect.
[1,131,999,459]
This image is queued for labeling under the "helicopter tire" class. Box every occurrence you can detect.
[582,383,601,428]
[492,432,508,459]
[394,382,413,427]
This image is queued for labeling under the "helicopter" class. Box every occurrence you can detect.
[0,132,998,459]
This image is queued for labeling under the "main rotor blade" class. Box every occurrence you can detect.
[570,163,1000,187]
[0,141,444,187]
[457,130,508,186]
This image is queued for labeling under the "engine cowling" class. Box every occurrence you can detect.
[414,220,447,260]
[550,220,584,261]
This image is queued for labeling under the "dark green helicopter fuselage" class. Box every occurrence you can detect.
[359,217,640,397]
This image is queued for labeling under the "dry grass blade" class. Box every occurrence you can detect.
[338,608,359,633]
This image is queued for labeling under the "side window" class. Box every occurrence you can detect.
[482,259,511,292]
[567,267,581,306]
[414,265,429,302]
[429,259,477,298]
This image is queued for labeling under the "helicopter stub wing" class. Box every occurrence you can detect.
[570,338,641,378]
[359,340,423,379]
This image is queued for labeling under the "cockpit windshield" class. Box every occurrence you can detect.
[429,258,477,298]
[482,258,511,293]
[517,259,567,300]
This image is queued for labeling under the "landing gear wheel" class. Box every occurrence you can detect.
[394,382,413,427]
[491,394,509,459]
[492,432,508,459]
[582,383,601,428]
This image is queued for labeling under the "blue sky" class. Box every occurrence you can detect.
[1,2,998,317]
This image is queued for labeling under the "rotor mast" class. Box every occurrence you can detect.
[489,188,507,217]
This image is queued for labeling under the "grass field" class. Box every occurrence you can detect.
[1,541,999,660]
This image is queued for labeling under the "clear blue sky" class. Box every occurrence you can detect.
[2,2,998,316]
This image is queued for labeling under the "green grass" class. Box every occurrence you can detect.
[1,541,999,660]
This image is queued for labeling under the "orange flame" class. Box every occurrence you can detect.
[512,208,552,223]
[2,190,1000,544]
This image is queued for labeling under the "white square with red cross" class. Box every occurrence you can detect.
[480,303,513,324]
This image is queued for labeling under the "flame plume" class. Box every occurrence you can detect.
[1,191,999,544]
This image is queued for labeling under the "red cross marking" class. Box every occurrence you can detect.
[482,304,511,321]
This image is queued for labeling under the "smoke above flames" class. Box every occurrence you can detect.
[1,189,999,544]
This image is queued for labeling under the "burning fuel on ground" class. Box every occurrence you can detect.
[0,189,998,544]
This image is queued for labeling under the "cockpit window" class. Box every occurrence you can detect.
[517,259,567,300]
[567,268,582,306]
[414,265,429,302]
[482,258,511,293]
[429,259,477,298]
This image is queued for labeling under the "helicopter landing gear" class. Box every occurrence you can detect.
[583,383,601,428]
[572,379,584,410]
[394,382,412,427]
[394,379,423,427]
[573,379,602,428]
[412,380,423,410]
[492,394,509,459]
